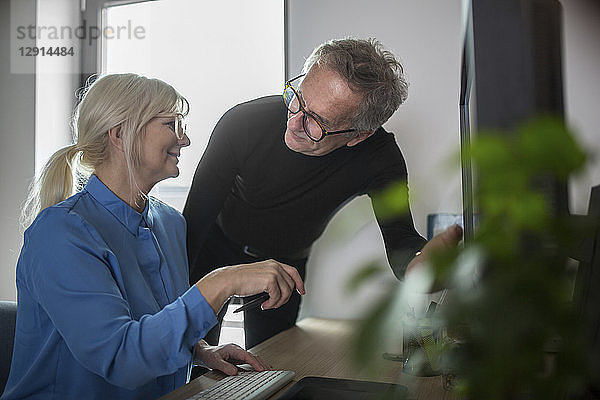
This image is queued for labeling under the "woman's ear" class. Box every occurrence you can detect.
[107,126,125,152]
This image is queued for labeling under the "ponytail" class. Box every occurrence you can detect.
[21,144,80,229]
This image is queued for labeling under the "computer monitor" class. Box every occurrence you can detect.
[573,185,600,397]
[459,0,567,241]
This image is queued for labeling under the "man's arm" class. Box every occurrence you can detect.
[370,179,463,282]
[363,134,427,279]
[370,180,428,279]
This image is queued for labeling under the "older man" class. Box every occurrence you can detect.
[183,37,461,348]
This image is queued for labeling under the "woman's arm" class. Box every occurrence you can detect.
[23,210,216,389]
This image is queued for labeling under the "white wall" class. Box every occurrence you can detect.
[562,0,600,214]
[290,0,600,320]
[0,0,80,301]
[287,0,465,234]
[287,0,464,319]
[35,0,80,173]
[0,0,36,301]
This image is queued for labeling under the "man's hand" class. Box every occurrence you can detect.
[405,224,463,276]
[194,341,272,376]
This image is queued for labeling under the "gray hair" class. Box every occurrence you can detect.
[302,37,408,132]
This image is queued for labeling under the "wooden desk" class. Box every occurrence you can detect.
[161,318,457,400]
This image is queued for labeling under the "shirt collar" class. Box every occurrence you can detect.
[84,174,150,236]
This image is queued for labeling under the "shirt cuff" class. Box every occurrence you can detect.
[180,286,218,341]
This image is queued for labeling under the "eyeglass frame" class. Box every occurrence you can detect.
[162,113,187,140]
[283,74,357,142]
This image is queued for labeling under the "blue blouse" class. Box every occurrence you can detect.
[1,175,217,399]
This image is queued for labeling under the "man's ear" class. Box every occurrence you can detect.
[346,129,375,147]
[107,126,125,152]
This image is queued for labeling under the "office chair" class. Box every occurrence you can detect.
[0,301,17,395]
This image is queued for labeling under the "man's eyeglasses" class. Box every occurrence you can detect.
[283,74,356,142]
[164,113,187,140]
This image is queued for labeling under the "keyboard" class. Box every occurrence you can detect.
[185,370,295,400]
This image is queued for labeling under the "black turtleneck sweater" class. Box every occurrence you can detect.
[183,95,426,281]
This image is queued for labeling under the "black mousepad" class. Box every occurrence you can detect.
[275,376,408,400]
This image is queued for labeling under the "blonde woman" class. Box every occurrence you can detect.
[1,74,304,400]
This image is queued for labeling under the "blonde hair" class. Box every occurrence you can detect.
[21,73,189,228]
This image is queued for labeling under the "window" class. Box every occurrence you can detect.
[100,0,285,210]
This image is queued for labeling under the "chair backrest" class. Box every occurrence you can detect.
[0,301,17,396]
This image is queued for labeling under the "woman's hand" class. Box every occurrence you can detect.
[194,340,271,375]
[195,259,306,314]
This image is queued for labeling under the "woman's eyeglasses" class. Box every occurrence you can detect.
[164,113,187,140]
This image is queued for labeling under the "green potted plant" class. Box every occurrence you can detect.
[351,117,592,399]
